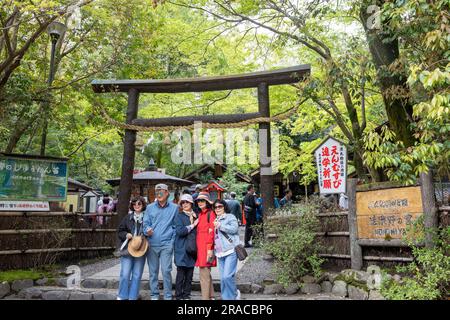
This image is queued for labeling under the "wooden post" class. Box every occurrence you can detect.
[420,171,438,248]
[348,178,363,270]
[116,89,139,222]
[258,82,274,209]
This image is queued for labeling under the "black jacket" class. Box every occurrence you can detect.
[117,213,143,248]
[243,193,257,217]
[174,212,197,268]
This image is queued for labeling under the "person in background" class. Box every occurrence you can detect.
[254,193,264,243]
[339,193,349,210]
[274,195,280,209]
[243,185,257,248]
[174,194,198,300]
[192,184,202,200]
[117,196,148,300]
[192,184,202,214]
[213,199,240,300]
[194,192,217,300]
[143,183,178,300]
[97,193,112,207]
[226,192,242,225]
[173,190,180,205]
[255,193,263,222]
[279,189,293,208]
[97,196,114,225]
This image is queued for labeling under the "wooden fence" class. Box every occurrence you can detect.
[267,205,449,270]
[0,212,119,270]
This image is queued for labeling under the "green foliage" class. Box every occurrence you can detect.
[381,224,450,300]
[261,210,325,286]
[219,168,248,201]
[364,0,450,182]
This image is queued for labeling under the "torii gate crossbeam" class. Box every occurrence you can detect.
[92,64,311,220]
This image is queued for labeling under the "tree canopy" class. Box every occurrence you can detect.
[1,0,448,191]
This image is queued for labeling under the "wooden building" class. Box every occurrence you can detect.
[106,159,193,202]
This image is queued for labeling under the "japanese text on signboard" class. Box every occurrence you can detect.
[314,138,347,194]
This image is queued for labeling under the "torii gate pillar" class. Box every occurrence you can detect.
[258,83,274,209]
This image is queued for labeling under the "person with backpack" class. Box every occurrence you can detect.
[212,199,241,300]
[194,192,217,300]
[174,194,199,300]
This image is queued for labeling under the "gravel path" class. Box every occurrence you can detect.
[78,257,121,278]
[236,248,277,285]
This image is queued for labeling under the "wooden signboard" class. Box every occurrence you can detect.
[356,186,423,239]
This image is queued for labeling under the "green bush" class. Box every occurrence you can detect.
[381,226,450,300]
[260,210,325,286]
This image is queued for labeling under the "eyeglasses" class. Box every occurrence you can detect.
[180,201,190,205]
[133,202,142,206]
[197,199,206,203]
[214,205,224,209]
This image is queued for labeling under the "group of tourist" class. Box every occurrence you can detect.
[116,183,243,300]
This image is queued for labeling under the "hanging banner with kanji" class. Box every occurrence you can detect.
[313,137,347,194]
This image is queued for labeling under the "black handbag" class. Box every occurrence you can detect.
[114,238,130,257]
[234,244,248,261]
[186,230,197,258]
[220,230,248,261]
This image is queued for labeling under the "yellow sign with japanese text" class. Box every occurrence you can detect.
[356,186,423,239]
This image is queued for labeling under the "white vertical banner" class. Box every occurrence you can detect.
[314,137,347,194]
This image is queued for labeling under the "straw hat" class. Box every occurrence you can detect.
[128,236,148,257]
[195,191,212,204]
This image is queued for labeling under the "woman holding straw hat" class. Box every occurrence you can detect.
[194,191,217,300]
[116,196,148,300]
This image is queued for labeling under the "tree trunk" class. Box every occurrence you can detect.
[4,117,37,153]
[420,171,439,248]
[352,150,367,182]
[359,1,415,147]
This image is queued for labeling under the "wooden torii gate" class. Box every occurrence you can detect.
[92,65,310,220]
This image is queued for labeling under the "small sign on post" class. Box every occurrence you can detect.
[313,137,347,194]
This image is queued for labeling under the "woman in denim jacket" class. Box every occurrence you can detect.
[212,199,241,300]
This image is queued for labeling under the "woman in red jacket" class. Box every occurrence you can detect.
[194,192,217,300]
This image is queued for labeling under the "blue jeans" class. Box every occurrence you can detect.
[147,245,174,300]
[218,251,238,300]
[118,255,146,300]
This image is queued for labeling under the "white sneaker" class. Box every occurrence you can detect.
[236,289,241,300]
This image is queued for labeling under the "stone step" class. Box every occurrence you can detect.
[8,285,349,300]
[50,278,256,294]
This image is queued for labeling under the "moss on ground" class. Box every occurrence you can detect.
[334,274,369,292]
[0,269,51,283]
